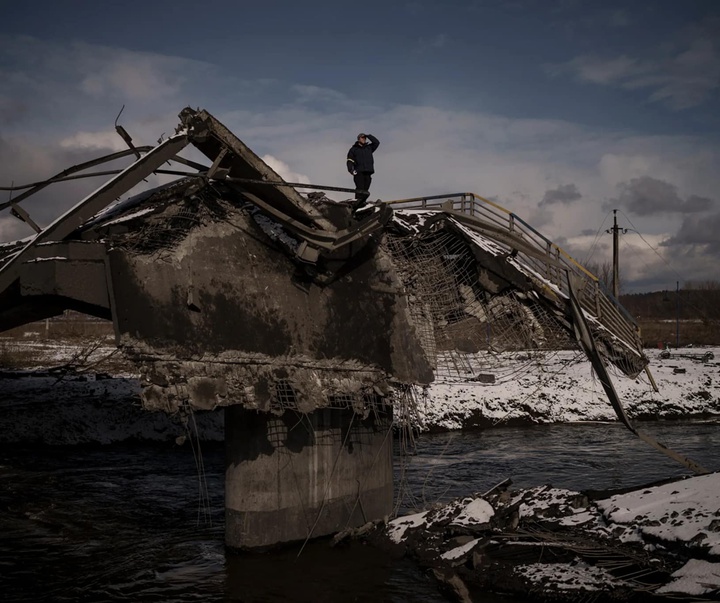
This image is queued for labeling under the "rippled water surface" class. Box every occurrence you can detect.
[2,421,719,602]
[395,421,720,509]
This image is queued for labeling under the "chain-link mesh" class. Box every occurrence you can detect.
[383,223,580,384]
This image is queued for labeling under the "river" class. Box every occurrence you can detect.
[1,421,719,602]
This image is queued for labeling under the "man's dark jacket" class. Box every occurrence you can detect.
[346,135,380,174]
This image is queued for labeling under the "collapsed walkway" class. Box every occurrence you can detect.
[0,107,693,550]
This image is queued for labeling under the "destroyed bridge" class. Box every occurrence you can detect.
[0,108,653,550]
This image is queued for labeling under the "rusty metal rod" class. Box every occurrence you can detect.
[0,169,199,194]
[0,147,153,190]
[1,173,363,212]
[223,176,361,195]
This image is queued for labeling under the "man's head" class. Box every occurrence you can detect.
[357,133,367,145]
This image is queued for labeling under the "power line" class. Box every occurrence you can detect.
[582,209,613,265]
[618,210,690,286]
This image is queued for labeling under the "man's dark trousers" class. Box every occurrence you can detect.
[353,172,372,201]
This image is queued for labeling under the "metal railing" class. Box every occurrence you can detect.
[387,192,644,356]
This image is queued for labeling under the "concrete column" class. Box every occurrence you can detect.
[225,404,394,550]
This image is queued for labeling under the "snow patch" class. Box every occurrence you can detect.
[441,538,480,560]
[657,559,720,596]
[419,348,720,431]
[387,511,428,543]
[515,560,626,591]
[450,498,494,526]
[598,472,720,556]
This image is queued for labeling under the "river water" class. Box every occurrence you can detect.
[1,421,719,602]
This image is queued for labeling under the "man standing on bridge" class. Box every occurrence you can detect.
[346,133,379,211]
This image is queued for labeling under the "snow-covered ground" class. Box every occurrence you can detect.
[420,347,720,430]
[1,342,719,443]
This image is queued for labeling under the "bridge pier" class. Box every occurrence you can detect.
[224,405,394,550]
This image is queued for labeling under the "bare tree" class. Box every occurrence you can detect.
[584,260,617,293]
[683,280,720,321]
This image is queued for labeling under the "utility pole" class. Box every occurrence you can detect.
[676,280,680,347]
[606,209,626,299]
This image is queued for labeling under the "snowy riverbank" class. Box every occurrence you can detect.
[1,343,719,444]
[3,341,719,601]
[419,347,720,430]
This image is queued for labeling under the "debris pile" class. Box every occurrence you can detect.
[366,473,720,601]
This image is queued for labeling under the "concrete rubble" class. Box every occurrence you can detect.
[362,473,720,602]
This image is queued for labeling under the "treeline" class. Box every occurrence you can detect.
[585,261,720,322]
[618,281,720,346]
[619,281,720,321]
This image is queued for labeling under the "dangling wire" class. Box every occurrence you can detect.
[582,209,613,265]
[619,210,675,271]
[296,411,357,558]
[183,407,213,526]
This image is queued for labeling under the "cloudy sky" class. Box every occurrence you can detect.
[1,0,719,293]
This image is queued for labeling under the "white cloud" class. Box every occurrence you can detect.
[0,216,26,242]
[608,8,630,28]
[598,153,654,186]
[291,85,349,105]
[0,35,218,140]
[261,154,310,184]
[60,130,128,152]
[430,34,446,48]
[549,55,649,85]
[415,32,448,53]
[80,57,183,101]
[648,39,720,110]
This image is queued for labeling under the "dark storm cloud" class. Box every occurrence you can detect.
[663,212,720,255]
[605,176,715,216]
[0,96,29,126]
[546,15,720,111]
[539,183,582,206]
[684,194,715,213]
[0,134,52,188]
